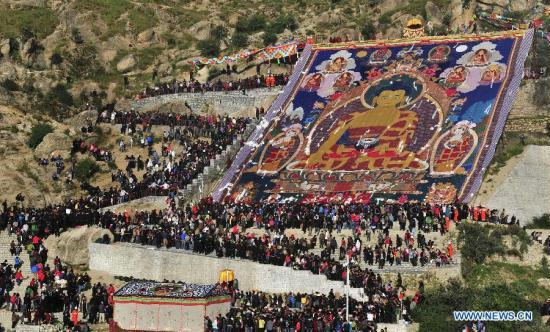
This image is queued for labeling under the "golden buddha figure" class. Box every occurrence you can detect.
[290,74,439,172]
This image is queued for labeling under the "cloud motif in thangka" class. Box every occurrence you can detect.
[315,50,357,73]
[285,103,304,122]
[305,50,362,98]
[439,42,507,93]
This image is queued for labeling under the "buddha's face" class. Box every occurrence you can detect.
[373,90,406,108]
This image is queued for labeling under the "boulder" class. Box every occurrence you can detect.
[157,62,172,76]
[68,109,98,131]
[116,54,137,72]
[538,278,550,290]
[188,21,212,41]
[43,226,114,268]
[425,1,443,26]
[32,75,55,95]
[137,29,155,43]
[34,132,72,159]
[0,62,18,80]
[0,39,10,57]
[101,49,117,63]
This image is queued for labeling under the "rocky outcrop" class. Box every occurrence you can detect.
[425,1,443,26]
[116,54,137,72]
[137,29,156,43]
[0,39,10,57]
[34,132,72,158]
[68,109,98,131]
[44,226,114,268]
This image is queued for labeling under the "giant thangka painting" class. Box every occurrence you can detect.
[215,30,533,204]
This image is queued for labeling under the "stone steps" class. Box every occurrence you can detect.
[0,231,33,332]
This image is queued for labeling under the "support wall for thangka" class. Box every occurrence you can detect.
[218,30,533,204]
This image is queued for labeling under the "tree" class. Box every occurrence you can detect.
[231,32,248,48]
[1,79,20,92]
[263,31,278,46]
[533,79,550,108]
[361,20,376,39]
[48,84,73,106]
[211,25,228,41]
[197,38,220,57]
[28,123,53,149]
[74,158,100,182]
[71,27,84,44]
[270,15,299,34]
[457,223,506,277]
[50,52,63,65]
[246,15,266,32]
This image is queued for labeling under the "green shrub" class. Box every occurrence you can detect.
[526,214,550,229]
[28,123,54,149]
[263,31,278,46]
[413,264,548,332]
[231,32,248,48]
[197,38,220,57]
[71,27,84,44]
[211,25,228,41]
[50,52,63,65]
[533,79,550,108]
[74,158,100,182]
[361,20,376,39]
[246,15,266,32]
[457,223,506,277]
[0,7,59,39]
[541,257,549,275]
[48,84,74,106]
[270,15,299,34]
[1,79,20,92]
[378,12,393,25]
[128,7,157,33]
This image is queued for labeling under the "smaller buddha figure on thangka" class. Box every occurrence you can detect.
[444,65,468,87]
[428,45,450,63]
[430,120,478,175]
[479,63,505,85]
[324,56,348,73]
[256,124,303,173]
[468,48,490,66]
[302,73,324,91]
[395,49,424,72]
[425,182,458,204]
[369,48,392,65]
[333,72,354,90]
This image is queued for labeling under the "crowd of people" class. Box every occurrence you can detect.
[134,74,289,100]
[205,284,420,331]
[0,201,115,329]
[531,231,550,255]
[71,112,251,207]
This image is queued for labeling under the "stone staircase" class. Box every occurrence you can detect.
[178,121,257,205]
[0,231,32,331]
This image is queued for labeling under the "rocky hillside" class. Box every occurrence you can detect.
[3,0,544,117]
[0,0,549,206]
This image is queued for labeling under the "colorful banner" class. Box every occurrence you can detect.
[189,41,299,65]
[213,30,533,204]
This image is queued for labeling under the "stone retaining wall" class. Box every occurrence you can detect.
[130,89,281,117]
[505,117,550,133]
[89,243,366,299]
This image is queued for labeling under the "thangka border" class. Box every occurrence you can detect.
[212,44,314,201]
[213,30,533,203]
[461,29,533,202]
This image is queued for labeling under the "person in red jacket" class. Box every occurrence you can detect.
[71,308,79,327]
